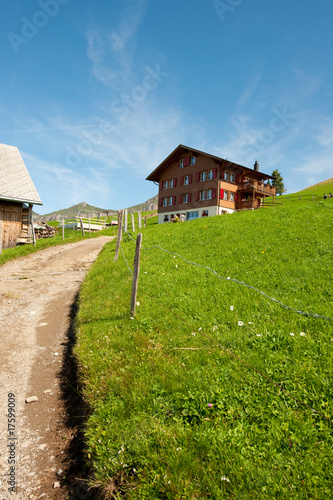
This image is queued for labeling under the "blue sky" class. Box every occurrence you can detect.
[1,0,333,213]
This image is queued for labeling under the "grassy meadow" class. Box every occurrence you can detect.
[74,198,333,498]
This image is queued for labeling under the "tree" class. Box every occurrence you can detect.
[271,169,286,195]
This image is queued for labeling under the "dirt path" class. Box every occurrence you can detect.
[0,236,113,499]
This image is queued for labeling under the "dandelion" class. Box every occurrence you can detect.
[300,332,306,336]
[238,321,244,326]
[290,333,295,336]
[230,306,234,311]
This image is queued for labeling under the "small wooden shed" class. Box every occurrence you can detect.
[0,143,43,250]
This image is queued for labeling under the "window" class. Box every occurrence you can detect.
[224,171,229,181]
[183,193,189,203]
[168,197,173,206]
[184,175,189,185]
[230,173,235,182]
[187,211,199,220]
[200,171,206,181]
[208,169,213,180]
[164,215,169,222]
[202,210,209,217]
[223,190,228,200]
[163,181,168,189]
[230,192,235,202]
[169,179,174,188]
[190,156,196,165]
[163,198,168,207]
[207,189,212,200]
[199,191,206,201]
[179,159,184,168]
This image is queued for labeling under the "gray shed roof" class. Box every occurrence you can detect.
[0,143,43,205]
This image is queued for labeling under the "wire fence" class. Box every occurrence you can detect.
[123,232,333,321]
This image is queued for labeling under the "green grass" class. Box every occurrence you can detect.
[0,227,100,267]
[75,199,333,499]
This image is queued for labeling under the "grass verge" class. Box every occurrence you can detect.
[75,200,333,499]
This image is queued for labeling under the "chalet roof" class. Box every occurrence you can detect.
[0,144,43,205]
[146,144,274,183]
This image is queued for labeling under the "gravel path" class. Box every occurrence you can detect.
[0,236,113,499]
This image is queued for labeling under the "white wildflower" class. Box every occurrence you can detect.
[300,332,306,336]
[290,333,295,336]
[230,306,234,311]
[238,321,244,326]
[221,476,230,482]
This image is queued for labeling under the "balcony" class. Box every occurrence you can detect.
[238,180,276,196]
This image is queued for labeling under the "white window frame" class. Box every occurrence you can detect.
[199,191,206,201]
[187,211,199,220]
[179,159,184,168]
[230,192,235,202]
[207,169,213,180]
[162,198,168,207]
[163,181,168,189]
[184,175,189,185]
[224,171,229,181]
[168,197,173,206]
[169,179,174,188]
[207,189,212,200]
[200,171,206,182]
[183,193,189,203]
[230,173,235,182]
[190,156,196,165]
[223,190,228,200]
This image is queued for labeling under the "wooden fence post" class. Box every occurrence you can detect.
[130,233,142,317]
[124,209,128,233]
[32,222,36,246]
[114,210,123,262]
[131,213,135,232]
[0,221,2,255]
[80,217,85,236]
[138,211,142,229]
[144,216,146,228]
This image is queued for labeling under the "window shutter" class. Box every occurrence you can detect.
[196,172,200,182]
[184,156,190,167]
[160,181,163,190]
[213,168,217,179]
[236,175,240,184]
[180,176,184,186]
[179,195,183,204]
[235,193,238,202]
[195,192,199,201]
[172,196,176,205]
[159,198,163,207]
[220,189,224,199]
[173,178,177,187]
[188,193,192,202]
[212,188,216,199]
[221,170,225,179]
[189,174,193,184]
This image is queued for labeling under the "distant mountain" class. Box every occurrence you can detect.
[34,202,116,221]
[34,196,158,221]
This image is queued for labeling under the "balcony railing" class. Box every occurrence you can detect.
[238,180,275,196]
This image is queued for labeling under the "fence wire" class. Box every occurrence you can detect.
[124,231,333,321]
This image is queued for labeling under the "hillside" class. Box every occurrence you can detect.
[290,177,333,197]
[75,199,333,499]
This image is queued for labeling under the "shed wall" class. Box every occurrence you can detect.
[0,201,23,249]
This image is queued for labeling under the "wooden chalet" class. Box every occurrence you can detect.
[0,144,43,249]
[146,145,276,223]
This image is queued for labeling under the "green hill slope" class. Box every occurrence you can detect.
[291,177,333,197]
[75,200,333,499]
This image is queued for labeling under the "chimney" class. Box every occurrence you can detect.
[254,161,259,172]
